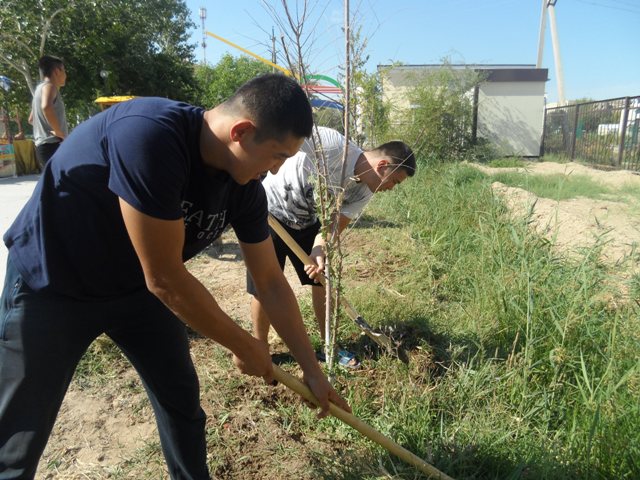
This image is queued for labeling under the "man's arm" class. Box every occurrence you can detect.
[118,198,275,382]
[241,235,351,416]
[40,83,66,139]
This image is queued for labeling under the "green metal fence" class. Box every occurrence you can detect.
[542,96,640,172]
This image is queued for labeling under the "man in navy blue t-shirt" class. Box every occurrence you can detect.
[0,74,350,479]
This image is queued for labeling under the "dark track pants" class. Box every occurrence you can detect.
[0,256,210,479]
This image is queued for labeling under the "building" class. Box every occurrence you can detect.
[378,64,549,157]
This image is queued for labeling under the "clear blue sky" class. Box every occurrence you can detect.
[185,0,640,104]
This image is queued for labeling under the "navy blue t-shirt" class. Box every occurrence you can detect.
[4,97,269,299]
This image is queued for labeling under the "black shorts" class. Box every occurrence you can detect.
[246,217,321,296]
[35,141,61,170]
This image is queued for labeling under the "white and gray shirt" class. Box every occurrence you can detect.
[32,81,68,146]
[263,127,372,230]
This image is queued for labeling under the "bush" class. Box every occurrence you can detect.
[387,62,482,162]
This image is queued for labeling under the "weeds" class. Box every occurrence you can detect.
[63,161,638,478]
[491,172,610,201]
[74,334,130,388]
[540,153,571,164]
[362,161,639,478]
[488,157,527,168]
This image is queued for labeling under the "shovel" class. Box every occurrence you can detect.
[273,363,454,479]
[268,215,405,360]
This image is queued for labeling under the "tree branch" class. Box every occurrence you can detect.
[39,7,67,56]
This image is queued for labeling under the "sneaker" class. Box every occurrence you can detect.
[337,350,360,369]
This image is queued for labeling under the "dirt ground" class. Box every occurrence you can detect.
[473,161,640,275]
[36,161,640,478]
[37,238,310,479]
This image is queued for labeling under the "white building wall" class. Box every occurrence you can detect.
[477,81,546,156]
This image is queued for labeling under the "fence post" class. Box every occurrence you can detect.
[570,104,580,160]
[540,106,548,157]
[471,85,479,145]
[617,97,630,167]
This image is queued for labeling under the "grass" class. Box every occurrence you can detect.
[65,161,639,479]
[540,153,571,164]
[73,334,131,388]
[487,157,527,168]
[490,172,611,201]
[357,162,640,478]
[619,182,640,204]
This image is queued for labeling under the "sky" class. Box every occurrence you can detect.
[184,0,640,104]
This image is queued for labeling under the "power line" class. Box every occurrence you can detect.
[607,0,640,9]
[573,0,640,14]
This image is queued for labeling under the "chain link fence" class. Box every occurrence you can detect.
[542,95,640,172]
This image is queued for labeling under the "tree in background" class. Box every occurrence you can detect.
[387,61,481,162]
[0,0,68,132]
[1,0,197,126]
[0,1,63,95]
[193,54,271,109]
[339,24,389,149]
[355,70,389,149]
[0,75,32,139]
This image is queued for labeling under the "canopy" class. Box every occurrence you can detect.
[0,75,12,92]
[310,98,343,110]
[94,96,137,109]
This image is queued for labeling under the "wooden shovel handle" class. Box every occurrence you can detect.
[267,215,327,286]
[267,215,366,320]
[267,215,397,351]
[272,364,455,479]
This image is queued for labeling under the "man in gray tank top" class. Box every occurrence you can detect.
[29,55,68,169]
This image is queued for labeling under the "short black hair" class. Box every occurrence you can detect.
[374,141,416,177]
[224,73,313,142]
[38,55,64,79]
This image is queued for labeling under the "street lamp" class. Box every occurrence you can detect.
[100,69,110,95]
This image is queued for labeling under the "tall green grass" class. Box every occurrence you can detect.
[491,172,610,201]
[344,161,640,478]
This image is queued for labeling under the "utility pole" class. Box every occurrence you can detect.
[271,27,276,73]
[547,0,566,104]
[536,0,547,68]
[199,7,207,65]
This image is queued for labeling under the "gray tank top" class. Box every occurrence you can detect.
[32,81,68,146]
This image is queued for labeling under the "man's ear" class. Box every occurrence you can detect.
[229,120,255,143]
[375,158,390,174]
